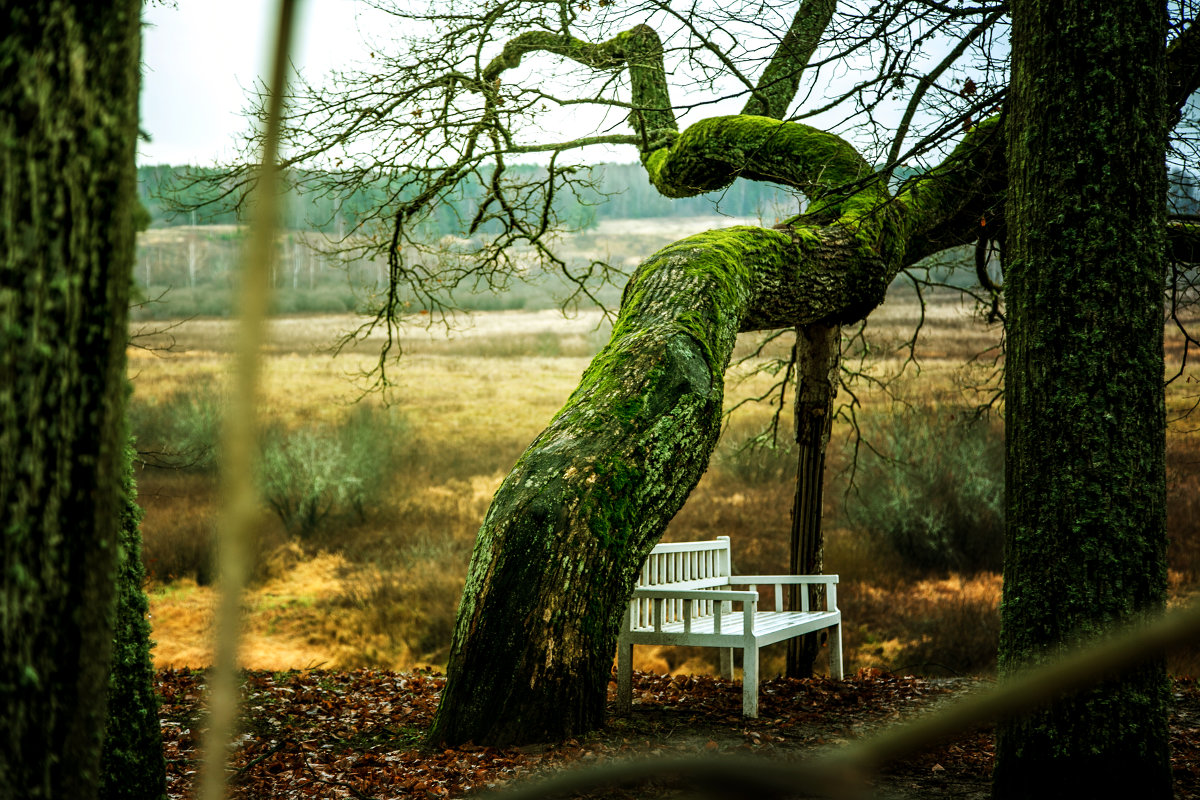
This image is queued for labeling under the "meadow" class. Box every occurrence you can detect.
[128,274,1200,682]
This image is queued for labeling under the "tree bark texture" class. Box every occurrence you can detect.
[0,2,142,797]
[995,1,1172,797]
[786,323,839,678]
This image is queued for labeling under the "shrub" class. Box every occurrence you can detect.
[257,404,407,539]
[128,387,222,471]
[840,574,1002,676]
[838,405,1004,574]
[716,432,796,485]
[139,486,217,584]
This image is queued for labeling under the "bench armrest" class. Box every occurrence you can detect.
[729,574,839,585]
[632,588,757,602]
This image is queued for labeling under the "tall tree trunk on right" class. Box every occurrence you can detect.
[0,2,143,797]
[995,1,1171,797]
[786,323,838,678]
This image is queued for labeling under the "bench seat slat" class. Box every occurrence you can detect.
[627,610,838,638]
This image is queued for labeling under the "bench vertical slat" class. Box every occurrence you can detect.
[801,586,810,612]
[700,546,710,618]
[618,605,634,713]
[743,597,758,717]
[683,598,692,633]
[671,556,679,622]
[774,583,783,612]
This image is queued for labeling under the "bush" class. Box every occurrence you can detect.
[139,486,217,584]
[718,440,795,485]
[258,404,407,539]
[128,387,222,471]
[838,405,1004,574]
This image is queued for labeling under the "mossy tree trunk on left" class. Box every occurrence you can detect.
[0,2,144,797]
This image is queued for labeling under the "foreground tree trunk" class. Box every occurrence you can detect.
[0,2,143,796]
[994,1,1172,796]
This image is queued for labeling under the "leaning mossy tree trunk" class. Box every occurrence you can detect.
[0,1,143,796]
[994,0,1172,796]
[429,105,1009,745]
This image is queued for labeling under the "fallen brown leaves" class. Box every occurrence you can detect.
[157,669,1200,799]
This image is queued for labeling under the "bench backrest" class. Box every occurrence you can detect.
[627,537,732,630]
[636,536,732,590]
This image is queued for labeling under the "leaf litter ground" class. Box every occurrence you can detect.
[158,669,1200,799]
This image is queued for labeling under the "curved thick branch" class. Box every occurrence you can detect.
[481,25,677,146]
[740,0,837,119]
[895,115,1007,264]
[640,115,892,237]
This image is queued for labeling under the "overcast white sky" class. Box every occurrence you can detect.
[137,2,934,169]
[139,0,382,165]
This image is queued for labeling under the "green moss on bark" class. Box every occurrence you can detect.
[100,439,166,800]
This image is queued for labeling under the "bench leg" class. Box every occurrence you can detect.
[616,640,634,715]
[719,648,734,680]
[829,623,844,680]
[742,645,759,718]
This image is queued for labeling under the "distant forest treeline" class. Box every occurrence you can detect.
[136,163,802,233]
[132,163,806,319]
[131,164,1197,320]
[139,163,1200,231]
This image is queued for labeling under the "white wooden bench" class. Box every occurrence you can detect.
[615,536,843,717]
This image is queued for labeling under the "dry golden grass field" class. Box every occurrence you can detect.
[128,283,1200,681]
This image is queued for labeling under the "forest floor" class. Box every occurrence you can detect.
[159,669,1200,800]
